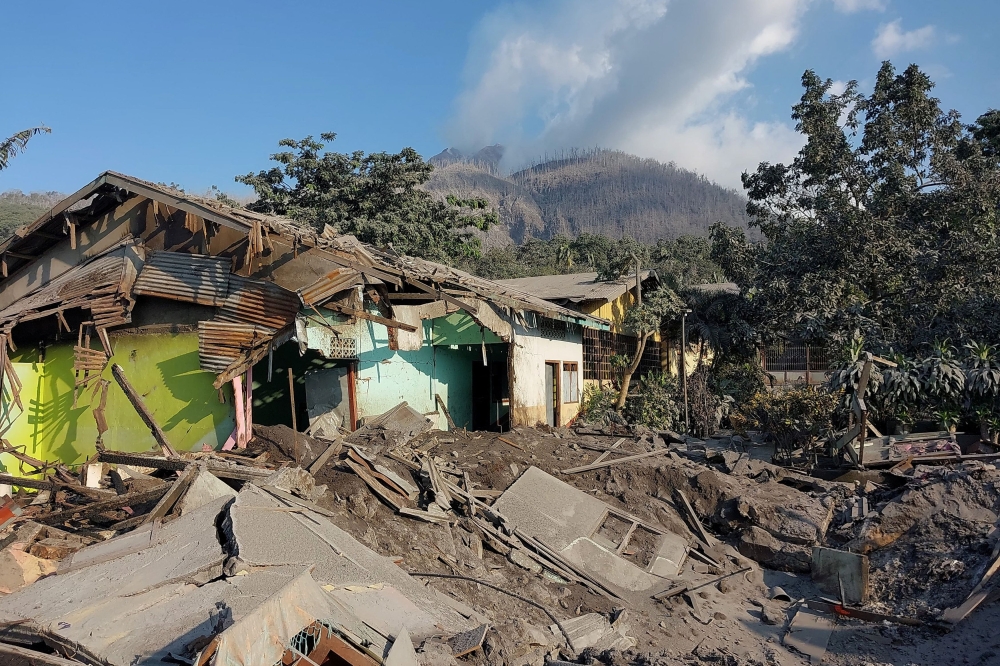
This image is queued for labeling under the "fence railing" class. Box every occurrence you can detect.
[762,345,830,385]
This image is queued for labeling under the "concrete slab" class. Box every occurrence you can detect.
[229,484,475,637]
[493,466,683,595]
[784,607,835,663]
[178,469,237,515]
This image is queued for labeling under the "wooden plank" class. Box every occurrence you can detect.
[561,448,670,474]
[142,466,198,524]
[435,394,457,430]
[497,436,524,451]
[325,303,418,332]
[399,507,452,524]
[676,489,713,546]
[0,641,89,666]
[37,485,170,524]
[403,277,479,316]
[307,437,343,474]
[590,437,626,467]
[111,364,179,457]
[0,473,55,491]
[344,459,406,510]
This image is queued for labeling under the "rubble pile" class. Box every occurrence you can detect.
[1,410,999,665]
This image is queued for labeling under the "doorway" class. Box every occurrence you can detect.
[545,361,561,426]
[471,344,510,431]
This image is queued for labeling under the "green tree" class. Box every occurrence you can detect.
[714,63,1000,356]
[615,287,685,411]
[0,127,50,171]
[236,133,497,262]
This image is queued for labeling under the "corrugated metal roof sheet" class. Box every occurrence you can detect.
[298,267,361,306]
[198,320,271,373]
[0,250,128,325]
[133,251,230,306]
[496,271,656,303]
[216,276,300,331]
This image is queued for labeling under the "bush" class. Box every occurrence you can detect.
[580,383,618,423]
[686,364,734,437]
[626,372,681,431]
[732,386,839,462]
[712,359,771,407]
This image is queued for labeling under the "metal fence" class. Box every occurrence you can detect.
[583,328,661,381]
[762,344,830,385]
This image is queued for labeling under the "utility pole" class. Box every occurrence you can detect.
[634,255,642,307]
[681,309,691,431]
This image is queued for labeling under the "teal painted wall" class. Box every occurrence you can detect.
[301,310,493,430]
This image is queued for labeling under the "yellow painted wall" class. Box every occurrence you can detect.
[578,291,660,343]
[0,332,235,476]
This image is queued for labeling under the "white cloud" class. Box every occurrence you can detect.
[446,0,809,189]
[871,19,936,58]
[831,0,886,13]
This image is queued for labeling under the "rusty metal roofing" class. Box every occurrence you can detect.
[0,171,609,330]
[216,276,301,331]
[0,246,132,325]
[298,267,362,306]
[496,270,657,304]
[133,251,230,306]
[197,320,271,373]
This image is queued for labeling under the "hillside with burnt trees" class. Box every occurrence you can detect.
[425,147,750,245]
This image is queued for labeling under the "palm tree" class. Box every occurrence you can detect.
[0,126,50,171]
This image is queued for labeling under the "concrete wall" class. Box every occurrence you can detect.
[510,320,584,427]
[301,311,480,431]
[1,331,235,473]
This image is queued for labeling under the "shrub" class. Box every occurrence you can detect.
[732,386,839,462]
[626,372,681,431]
[580,383,618,423]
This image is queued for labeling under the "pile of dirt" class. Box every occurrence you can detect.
[840,462,1000,618]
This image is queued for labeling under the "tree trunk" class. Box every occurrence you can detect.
[615,332,651,412]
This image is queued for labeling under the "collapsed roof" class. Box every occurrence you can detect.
[0,482,477,665]
[0,171,609,392]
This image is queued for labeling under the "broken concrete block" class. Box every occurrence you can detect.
[0,548,57,594]
[264,466,320,501]
[29,538,84,561]
[508,548,542,574]
[738,526,811,572]
[82,462,103,488]
[811,546,869,604]
[178,470,237,515]
[385,627,418,666]
[760,603,785,626]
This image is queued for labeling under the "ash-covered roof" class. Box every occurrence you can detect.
[496,270,656,304]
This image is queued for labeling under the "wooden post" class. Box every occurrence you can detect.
[681,311,689,431]
[288,367,298,465]
[111,364,178,457]
[347,361,358,431]
[806,345,811,385]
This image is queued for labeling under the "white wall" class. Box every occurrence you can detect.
[510,319,584,427]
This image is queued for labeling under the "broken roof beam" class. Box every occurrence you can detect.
[325,303,418,332]
[403,277,478,316]
[36,485,171,525]
[111,364,179,458]
[96,450,273,481]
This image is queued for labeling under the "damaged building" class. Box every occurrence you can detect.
[0,172,609,472]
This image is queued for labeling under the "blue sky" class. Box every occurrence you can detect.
[2,0,996,194]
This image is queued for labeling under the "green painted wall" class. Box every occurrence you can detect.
[0,332,234,475]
